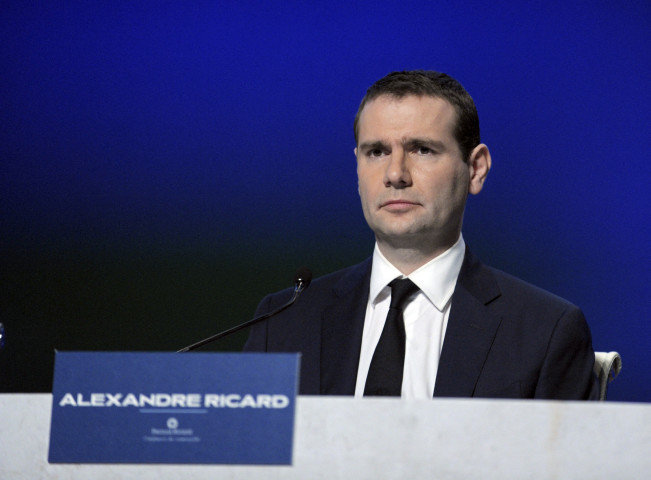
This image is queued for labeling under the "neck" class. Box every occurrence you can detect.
[376,233,461,276]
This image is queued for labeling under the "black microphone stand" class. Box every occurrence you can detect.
[177,269,311,353]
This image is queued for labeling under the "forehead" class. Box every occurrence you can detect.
[357,94,457,142]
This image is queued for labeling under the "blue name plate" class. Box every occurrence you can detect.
[48,351,300,464]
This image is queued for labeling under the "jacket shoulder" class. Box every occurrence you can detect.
[466,256,598,400]
[490,266,574,305]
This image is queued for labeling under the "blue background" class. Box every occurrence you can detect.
[1,1,649,401]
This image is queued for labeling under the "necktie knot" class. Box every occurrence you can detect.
[389,278,419,310]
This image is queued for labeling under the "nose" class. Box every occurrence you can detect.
[384,150,412,188]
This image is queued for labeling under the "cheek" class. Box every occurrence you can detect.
[357,170,376,202]
[357,179,371,211]
[455,168,471,194]
[356,174,366,197]
[421,167,467,206]
[360,189,378,216]
[447,170,470,207]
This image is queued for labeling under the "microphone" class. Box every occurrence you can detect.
[293,266,312,291]
[177,267,312,353]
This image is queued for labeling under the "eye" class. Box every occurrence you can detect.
[367,148,384,158]
[415,146,434,155]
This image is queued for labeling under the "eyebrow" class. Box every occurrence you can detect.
[358,138,446,152]
[402,137,446,152]
[358,140,388,152]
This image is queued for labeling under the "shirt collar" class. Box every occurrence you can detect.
[369,234,466,312]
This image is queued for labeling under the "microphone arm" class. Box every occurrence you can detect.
[177,267,312,353]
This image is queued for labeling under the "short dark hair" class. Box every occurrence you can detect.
[353,70,480,162]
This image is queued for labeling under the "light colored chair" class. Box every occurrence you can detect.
[593,351,622,401]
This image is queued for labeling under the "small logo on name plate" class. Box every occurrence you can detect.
[166,417,179,429]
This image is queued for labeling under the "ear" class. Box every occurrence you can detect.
[467,144,491,195]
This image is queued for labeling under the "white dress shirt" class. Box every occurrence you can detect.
[354,235,466,399]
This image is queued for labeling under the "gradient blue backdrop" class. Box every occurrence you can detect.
[1,1,650,401]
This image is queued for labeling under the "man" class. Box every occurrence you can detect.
[244,70,599,400]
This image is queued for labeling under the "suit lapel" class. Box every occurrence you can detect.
[320,258,372,395]
[434,247,502,398]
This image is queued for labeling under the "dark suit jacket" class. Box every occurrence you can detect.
[243,247,599,400]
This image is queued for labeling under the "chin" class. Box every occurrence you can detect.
[377,229,424,245]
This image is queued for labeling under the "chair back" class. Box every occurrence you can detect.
[594,351,622,401]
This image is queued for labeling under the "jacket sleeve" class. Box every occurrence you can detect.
[534,305,600,400]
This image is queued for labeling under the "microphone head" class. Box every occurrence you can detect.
[293,267,313,290]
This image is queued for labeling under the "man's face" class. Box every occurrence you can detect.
[355,94,472,251]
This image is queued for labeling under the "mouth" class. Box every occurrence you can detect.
[380,199,419,211]
[381,198,417,206]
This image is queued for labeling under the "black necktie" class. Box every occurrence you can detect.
[364,278,420,396]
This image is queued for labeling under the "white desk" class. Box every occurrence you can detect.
[1,394,649,479]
